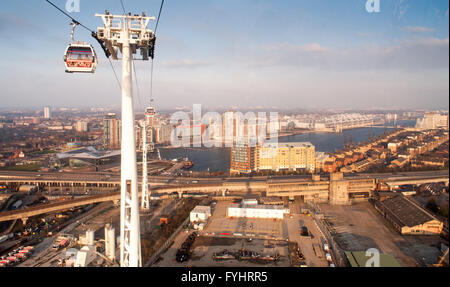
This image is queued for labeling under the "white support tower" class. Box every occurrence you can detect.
[141,122,150,210]
[96,11,155,267]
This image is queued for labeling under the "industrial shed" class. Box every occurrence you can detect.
[372,194,443,235]
[227,204,289,219]
[190,205,212,223]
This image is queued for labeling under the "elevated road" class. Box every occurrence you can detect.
[0,170,447,223]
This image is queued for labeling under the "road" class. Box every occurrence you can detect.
[284,202,329,267]
[0,170,447,188]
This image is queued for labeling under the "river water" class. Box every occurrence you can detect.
[159,122,416,172]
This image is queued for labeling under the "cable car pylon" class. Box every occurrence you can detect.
[95,11,156,268]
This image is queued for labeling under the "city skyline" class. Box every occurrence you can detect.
[0,0,448,110]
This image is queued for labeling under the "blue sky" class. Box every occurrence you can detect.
[0,0,448,110]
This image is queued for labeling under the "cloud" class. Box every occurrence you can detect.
[401,26,435,33]
[159,59,211,69]
[0,12,32,33]
[235,38,449,71]
[356,32,372,37]
[266,42,328,53]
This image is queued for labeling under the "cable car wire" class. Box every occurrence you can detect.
[154,0,165,33]
[45,0,93,32]
[108,58,121,89]
[120,0,126,15]
[149,0,165,105]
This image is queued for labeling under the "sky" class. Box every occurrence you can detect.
[0,0,448,111]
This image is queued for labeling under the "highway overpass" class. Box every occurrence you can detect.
[0,170,447,223]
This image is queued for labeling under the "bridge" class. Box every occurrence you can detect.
[0,170,447,223]
[0,193,121,223]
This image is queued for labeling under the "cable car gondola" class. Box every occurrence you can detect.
[63,22,97,73]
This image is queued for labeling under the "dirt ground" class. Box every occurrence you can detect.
[318,201,447,267]
[154,234,290,267]
[204,201,284,239]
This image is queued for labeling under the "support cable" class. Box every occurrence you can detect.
[148,0,165,105]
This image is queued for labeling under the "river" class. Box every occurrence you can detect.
[159,123,415,172]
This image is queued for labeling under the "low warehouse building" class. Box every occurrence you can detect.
[227,204,289,219]
[190,205,212,223]
[241,198,258,205]
[371,194,443,235]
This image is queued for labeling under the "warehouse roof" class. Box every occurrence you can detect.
[229,204,287,210]
[191,206,211,214]
[57,146,120,160]
[377,195,438,227]
[262,142,314,149]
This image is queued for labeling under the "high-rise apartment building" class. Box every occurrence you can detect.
[258,142,315,172]
[103,113,121,149]
[230,141,316,174]
[230,140,257,174]
[145,106,156,144]
[416,112,449,130]
[44,106,51,119]
[74,121,88,132]
[157,122,174,144]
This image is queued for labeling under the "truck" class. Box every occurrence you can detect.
[0,259,11,267]
[0,235,8,243]
[300,226,309,237]
[11,200,23,210]
[59,238,69,249]
[52,237,68,250]
[7,256,17,265]
[325,253,332,262]
[323,243,330,252]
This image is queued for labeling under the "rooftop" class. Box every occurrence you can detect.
[377,195,439,227]
[229,203,287,210]
[191,206,211,213]
[57,146,120,160]
[263,142,314,149]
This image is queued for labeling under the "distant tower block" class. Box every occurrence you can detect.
[145,106,156,148]
[44,106,51,119]
[141,123,150,210]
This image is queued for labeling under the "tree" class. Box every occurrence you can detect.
[426,199,439,213]
[439,204,449,218]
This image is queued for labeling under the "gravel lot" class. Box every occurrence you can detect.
[319,201,446,266]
